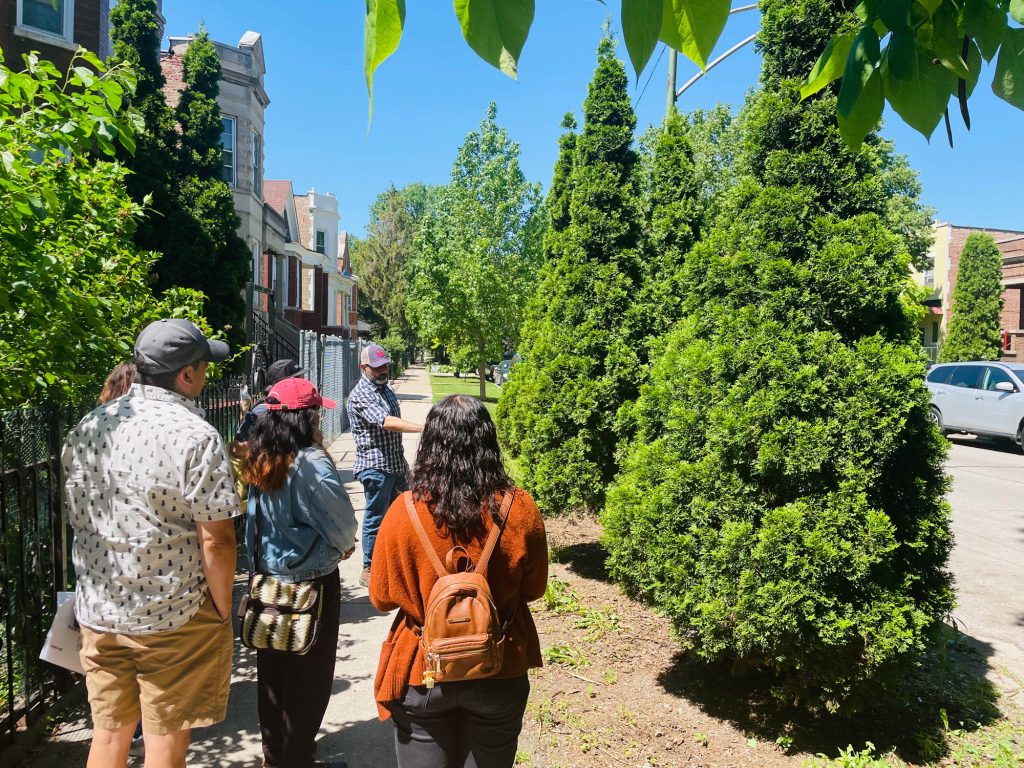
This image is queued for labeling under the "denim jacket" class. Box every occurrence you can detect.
[246,447,358,583]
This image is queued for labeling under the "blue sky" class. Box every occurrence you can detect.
[162,1,1022,237]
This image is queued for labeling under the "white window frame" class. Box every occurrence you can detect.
[16,0,75,44]
[345,293,352,324]
[221,116,237,187]
[252,130,262,198]
[282,256,291,308]
[315,229,326,255]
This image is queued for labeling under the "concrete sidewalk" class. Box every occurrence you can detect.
[26,365,433,768]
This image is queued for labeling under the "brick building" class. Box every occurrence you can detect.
[263,180,360,339]
[917,222,1024,362]
[1,0,112,70]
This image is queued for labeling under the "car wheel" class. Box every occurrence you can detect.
[1016,420,1024,453]
[929,407,946,435]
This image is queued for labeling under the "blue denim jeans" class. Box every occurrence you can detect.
[358,468,408,568]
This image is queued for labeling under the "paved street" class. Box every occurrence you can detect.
[946,436,1024,694]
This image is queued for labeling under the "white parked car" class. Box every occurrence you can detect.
[925,361,1024,446]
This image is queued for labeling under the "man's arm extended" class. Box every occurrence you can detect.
[383,416,422,433]
[196,518,237,620]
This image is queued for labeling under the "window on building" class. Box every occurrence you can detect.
[301,265,315,311]
[252,130,262,198]
[283,256,292,307]
[315,230,326,255]
[19,0,73,40]
[345,293,352,319]
[221,117,236,186]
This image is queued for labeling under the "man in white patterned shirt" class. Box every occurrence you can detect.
[64,319,240,768]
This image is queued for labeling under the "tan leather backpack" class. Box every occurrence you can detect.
[404,490,516,689]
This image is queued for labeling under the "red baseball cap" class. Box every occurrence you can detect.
[264,378,336,410]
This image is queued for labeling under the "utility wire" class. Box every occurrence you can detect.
[634,44,666,110]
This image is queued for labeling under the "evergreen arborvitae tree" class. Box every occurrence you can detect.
[109,0,178,254]
[177,29,224,179]
[111,8,249,335]
[627,107,701,353]
[939,233,1004,362]
[160,31,249,333]
[603,0,953,711]
[497,33,642,514]
[497,112,575,455]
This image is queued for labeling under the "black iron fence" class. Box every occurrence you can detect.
[0,374,245,744]
[0,404,85,743]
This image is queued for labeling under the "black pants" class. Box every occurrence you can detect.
[257,569,340,768]
[388,674,530,768]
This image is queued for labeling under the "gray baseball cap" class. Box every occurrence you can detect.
[134,319,229,374]
[360,343,391,368]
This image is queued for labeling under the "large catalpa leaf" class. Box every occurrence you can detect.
[454,0,535,79]
[364,0,406,118]
[659,0,730,71]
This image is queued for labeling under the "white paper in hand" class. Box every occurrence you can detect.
[39,591,84,675]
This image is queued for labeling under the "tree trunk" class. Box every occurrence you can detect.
[478,338,487,401]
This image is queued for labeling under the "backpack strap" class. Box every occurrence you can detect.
[405,491,448,579]
[475,490,516,578]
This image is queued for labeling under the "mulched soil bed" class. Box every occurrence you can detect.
[516,514,1023,768]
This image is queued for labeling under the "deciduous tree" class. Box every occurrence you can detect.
[351,183,435,344]
[0,50,203,407]
[407,104,543,399]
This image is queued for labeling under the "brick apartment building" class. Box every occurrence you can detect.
[1,0,113,70]
[918,222,1024,362]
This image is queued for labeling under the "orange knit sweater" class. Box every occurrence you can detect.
[369,488,548,720]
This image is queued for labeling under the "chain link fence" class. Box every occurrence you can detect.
[298,331,365,445]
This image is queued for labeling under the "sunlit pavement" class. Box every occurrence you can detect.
[945,436,1024,698]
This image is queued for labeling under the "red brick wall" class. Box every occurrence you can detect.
[4,0,106,72]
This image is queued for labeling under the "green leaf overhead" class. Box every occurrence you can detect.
[364,0,406,106]
[993,27,1024,109]
[622,0,665,78]
[1012,0,1024,25]
[801,30,856,99]
[883,47,957,138]
[454,0,535,79]
[837,26,880,117]
[659,0,731,71]
[837,67,883,149]
[964,0,1008,61]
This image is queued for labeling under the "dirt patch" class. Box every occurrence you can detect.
[516,514,1023,768]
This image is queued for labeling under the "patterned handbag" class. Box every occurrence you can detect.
[237,492,323,654]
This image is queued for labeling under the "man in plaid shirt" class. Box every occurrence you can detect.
[346,343,422,587]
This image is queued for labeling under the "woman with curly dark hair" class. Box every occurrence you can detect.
[370,394,548,768]
[242,377,357,768]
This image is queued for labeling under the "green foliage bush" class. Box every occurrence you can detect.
[497,33,642,514]
[602,0,953,712]
[938,233,1004,363]
[0,48,202,407]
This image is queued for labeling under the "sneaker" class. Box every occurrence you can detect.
[128,735,145,758]
[358,567,371,588]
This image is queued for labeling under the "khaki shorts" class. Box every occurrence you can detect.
[79,596,233,735]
